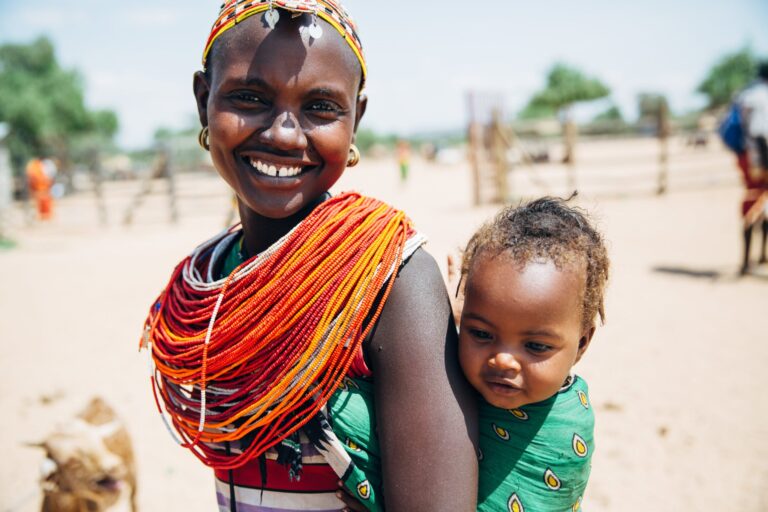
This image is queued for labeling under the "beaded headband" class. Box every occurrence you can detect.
[203,0,367,89]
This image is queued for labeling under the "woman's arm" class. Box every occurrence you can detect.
[367,249,479,511]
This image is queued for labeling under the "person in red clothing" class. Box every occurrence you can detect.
[736,62,768,275]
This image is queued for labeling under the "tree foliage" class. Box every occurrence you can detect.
[696,48,759,109]
[354,128,397,154]
[517,101,557,120]
[521,63,610,118]
[592,104,624,123]
[0,37,118,174]
[637,93,669,120]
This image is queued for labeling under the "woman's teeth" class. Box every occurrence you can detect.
[249,158,303,177]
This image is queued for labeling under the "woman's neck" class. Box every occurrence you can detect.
[238,193,331,257]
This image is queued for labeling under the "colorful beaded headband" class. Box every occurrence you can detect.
[203,0,367,89]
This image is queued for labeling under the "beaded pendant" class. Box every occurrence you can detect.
[263,0,323,39]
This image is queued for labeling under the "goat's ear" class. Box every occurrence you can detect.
[94,421,122,439]
[24,441,46,449]
[40,457,59,479]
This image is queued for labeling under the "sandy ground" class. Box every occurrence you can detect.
[1,136,766,511]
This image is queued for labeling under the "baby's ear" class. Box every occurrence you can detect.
[575,325,596,363]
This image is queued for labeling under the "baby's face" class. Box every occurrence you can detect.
[458,255,591,410]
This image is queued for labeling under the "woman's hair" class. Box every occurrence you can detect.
[461,196,610,329]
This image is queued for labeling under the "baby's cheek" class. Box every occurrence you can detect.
[459,344,489,395]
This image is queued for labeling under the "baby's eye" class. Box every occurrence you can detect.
[526,342,551,353]
[468,328,493,342]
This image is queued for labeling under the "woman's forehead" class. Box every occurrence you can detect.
[210,14,361,88]
[203,0,366,88]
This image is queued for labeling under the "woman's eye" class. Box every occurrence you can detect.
[526,342,551,353]
[307,100,342,114]
[230,91,263,104]
[468,328,493,342]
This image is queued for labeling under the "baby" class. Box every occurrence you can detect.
[330,197,610,511]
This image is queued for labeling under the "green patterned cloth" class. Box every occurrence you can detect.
[327,377,384,512]
[477,375,594,511]
[328,375,594,512]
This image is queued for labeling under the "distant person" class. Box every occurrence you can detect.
[25,157,53,220]
[335,197,609,512]
[736,62,768,274]
[397,139,411,183]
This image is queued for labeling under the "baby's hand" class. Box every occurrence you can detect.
[446,254,464,327]
[336,481,369,512]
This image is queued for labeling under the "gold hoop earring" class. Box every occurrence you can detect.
[347,144,360,167]
[198,126,210,151]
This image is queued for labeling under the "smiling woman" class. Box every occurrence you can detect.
[140,1,478,512]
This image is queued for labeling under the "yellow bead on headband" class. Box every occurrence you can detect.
[203,0,367,90]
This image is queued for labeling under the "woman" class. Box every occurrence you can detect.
[142,2,478,511]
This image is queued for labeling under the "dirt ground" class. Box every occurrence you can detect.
[1,136,766,511]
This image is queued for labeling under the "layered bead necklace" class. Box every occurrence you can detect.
[142,193,420,470]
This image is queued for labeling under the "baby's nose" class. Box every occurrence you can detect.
[490,352,522,371]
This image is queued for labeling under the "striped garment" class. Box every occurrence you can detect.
[214,435,344,512]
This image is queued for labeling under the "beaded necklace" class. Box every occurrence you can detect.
[141,193,420,470]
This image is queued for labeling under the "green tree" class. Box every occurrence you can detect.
[517,101,556,121]
[696,48,758,109]
[521,63,610,164]
[524,63,610,114]
[0,37,118,177]
[592,105,624,123]
[354,127,397,154]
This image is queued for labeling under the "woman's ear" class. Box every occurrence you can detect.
[574,325,596,364]
[353,94,368,133]
[193,71,211,128]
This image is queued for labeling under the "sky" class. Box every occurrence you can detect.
[1,0,767,149]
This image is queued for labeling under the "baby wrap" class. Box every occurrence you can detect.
[326,375,594,511]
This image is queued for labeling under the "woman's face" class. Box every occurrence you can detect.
[194,13,366,219]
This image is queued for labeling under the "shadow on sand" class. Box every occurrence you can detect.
[652,265,768,282]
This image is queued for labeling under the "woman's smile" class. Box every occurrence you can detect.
[194,11,365,221]
[239,151,319,179]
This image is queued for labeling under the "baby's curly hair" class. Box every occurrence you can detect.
[461,197,610,329]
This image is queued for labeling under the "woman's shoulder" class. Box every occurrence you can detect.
[374,247,450,337]
[393,247,445,296]
[366,245,455,365]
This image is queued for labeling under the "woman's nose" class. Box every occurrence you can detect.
[489,352,522,372]
[260,111,307,151]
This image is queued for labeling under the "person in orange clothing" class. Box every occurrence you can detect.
[25,157,54,220]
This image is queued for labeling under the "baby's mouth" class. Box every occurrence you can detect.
[244,156,316,178]
[485,376,522,394]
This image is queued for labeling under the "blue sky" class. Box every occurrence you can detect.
[1,0,767,149]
